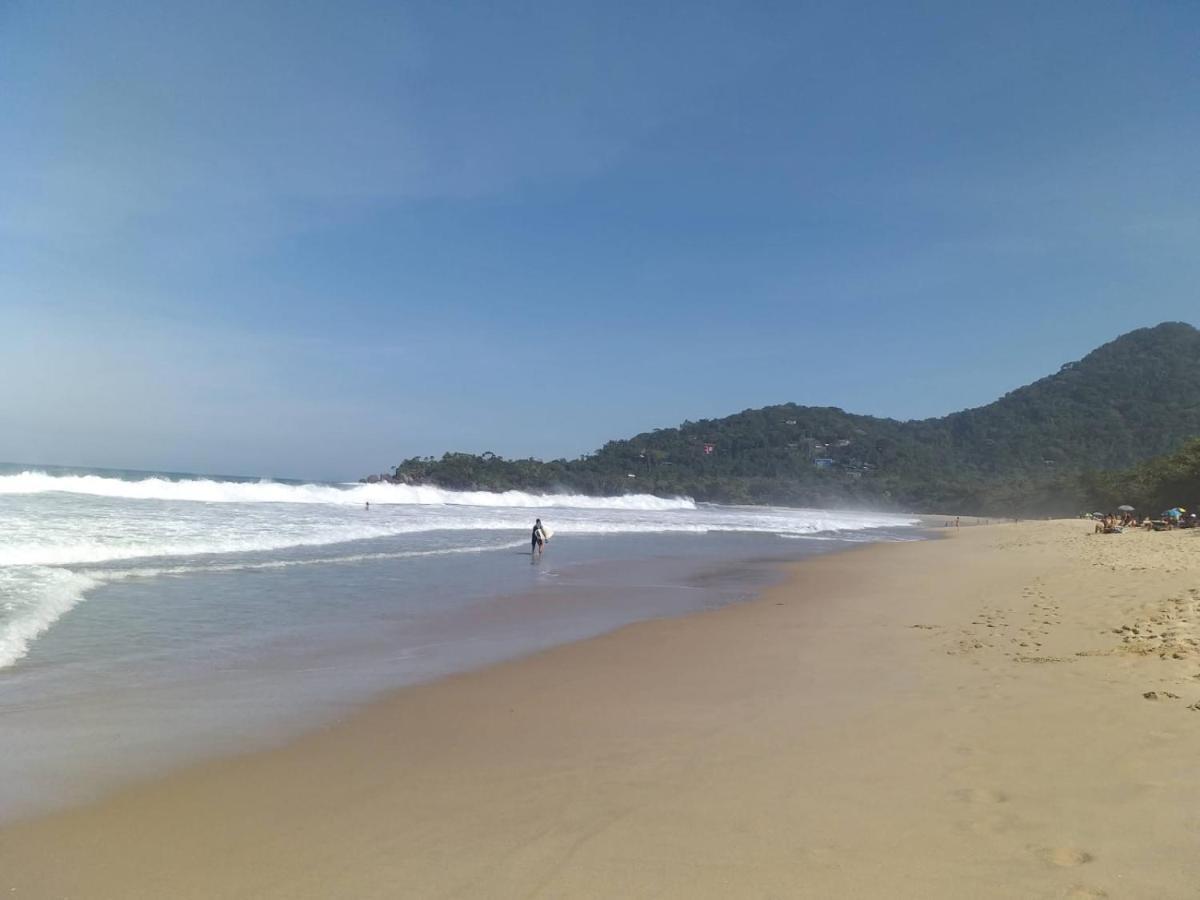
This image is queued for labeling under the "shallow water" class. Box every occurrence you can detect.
[0,465,921,821]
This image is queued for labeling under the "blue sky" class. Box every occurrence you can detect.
[2,1,1197,480]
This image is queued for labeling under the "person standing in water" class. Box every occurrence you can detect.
[531,518,547,558]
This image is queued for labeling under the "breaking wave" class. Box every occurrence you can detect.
[0,466,920,671]
[0,471,696,511]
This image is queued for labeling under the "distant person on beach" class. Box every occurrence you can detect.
[365,501,370,511]
[532,518,547,557]
[955,517,960,528]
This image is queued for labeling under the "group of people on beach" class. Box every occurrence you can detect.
[1091,508,1197,534]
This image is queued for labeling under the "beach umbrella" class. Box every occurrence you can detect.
[1117,505,1135,512]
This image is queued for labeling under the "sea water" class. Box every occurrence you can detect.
[0,463,920,821]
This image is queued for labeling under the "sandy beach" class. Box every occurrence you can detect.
[3,520,1198,899]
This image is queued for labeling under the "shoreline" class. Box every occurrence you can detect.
[3,521,1198,897]
[0,528,900,826]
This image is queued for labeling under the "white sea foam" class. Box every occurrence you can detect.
[0,512,916,569]
[0,568,98,669]
[0,468,920,670]
[0,471,695,510]
[84,539,532,583]
[0,521,505,568]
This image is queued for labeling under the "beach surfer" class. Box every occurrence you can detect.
[532,518,547,557]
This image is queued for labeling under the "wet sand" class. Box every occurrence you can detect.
[3,521,1199,898]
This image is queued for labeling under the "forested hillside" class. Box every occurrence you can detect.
[1082,437,1200,515]
[372,322,1200,514]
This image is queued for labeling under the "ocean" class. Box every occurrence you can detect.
[0,463,920,821]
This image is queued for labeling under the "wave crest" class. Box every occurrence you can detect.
[0,471,696,511]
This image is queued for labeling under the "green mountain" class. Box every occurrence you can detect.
[377,322,1200,514]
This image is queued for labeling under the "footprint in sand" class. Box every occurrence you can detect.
[1064,885,1108,899]
[954,787,1009,804]
[1147,729,1180,742]
[1035,846,1094,867]
[1016,655,1070,664]
[963,811,1022,836]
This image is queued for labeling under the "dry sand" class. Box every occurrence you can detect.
[2,521,1199,899]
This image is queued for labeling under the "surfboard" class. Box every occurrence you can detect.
[541,527,554,541]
